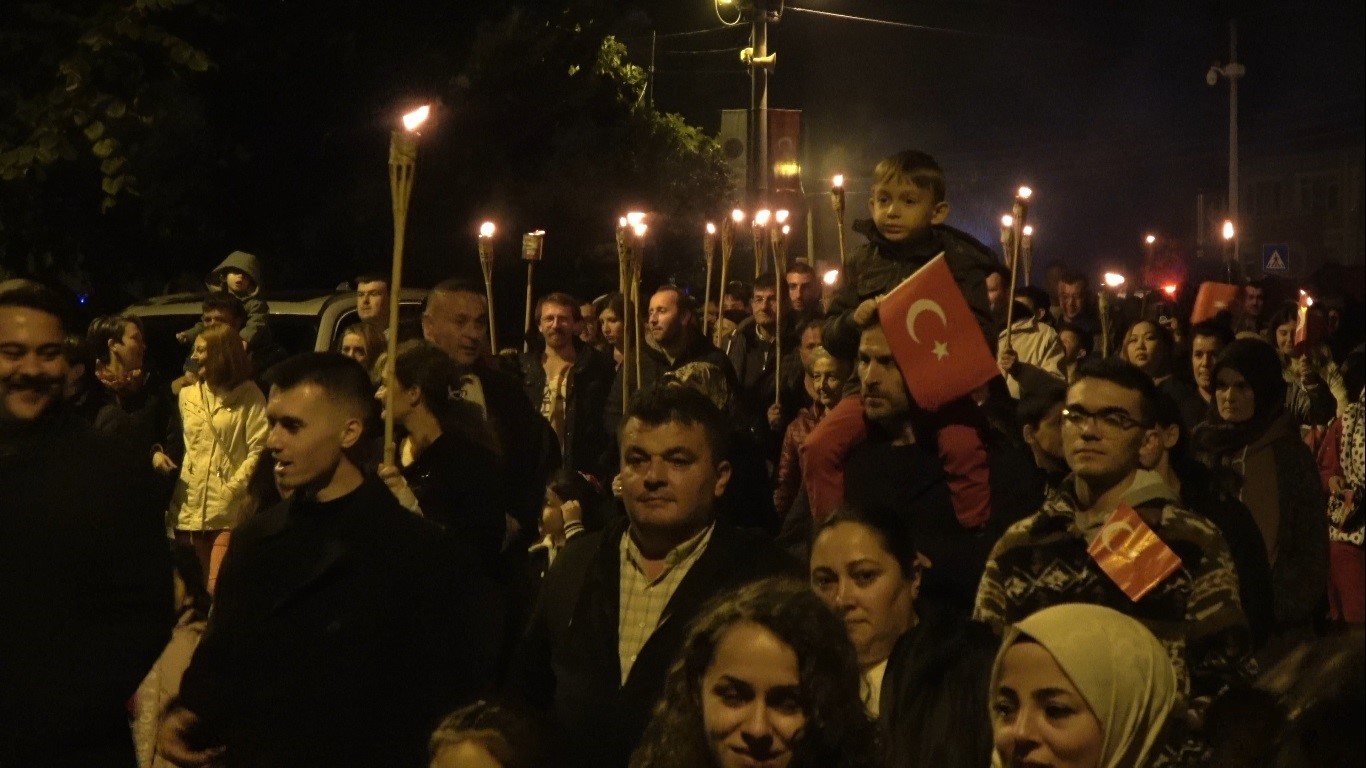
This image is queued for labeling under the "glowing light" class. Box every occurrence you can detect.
[832,174,844,188]
[754,209,771,226]
[731,208,746,223]
[632,223,648,238]
[401,105,431,132]
[823,269,840,286]
[781,225,790,235]
[626,211,646,227]
[1162,284,1178,296]
[706,222,717,235]
[1001,214,1014,227]
[774,162,801,177]
[1145,234,1157,245]
[1017,186,1033,200]
[1022,225,1034,237]
[1222,220,1235,240]
[479,221,495,238]
[1104,272,1126,288]
[775,209,790,224]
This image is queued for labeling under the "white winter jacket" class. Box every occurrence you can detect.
[169,379,269,531]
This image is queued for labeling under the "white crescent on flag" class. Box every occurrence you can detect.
[905,299,948,344]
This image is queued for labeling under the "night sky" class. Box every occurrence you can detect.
[632,0,1364,279]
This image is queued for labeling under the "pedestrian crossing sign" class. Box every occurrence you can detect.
[1262,244,1289,272]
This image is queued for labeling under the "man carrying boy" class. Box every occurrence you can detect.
[176,251,271,349]
[804,150,998,524]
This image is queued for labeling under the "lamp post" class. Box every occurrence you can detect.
[1208,20,1245,274]
[383,104,429,466]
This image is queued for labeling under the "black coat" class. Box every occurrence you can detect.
[474,359,561,534]
[402,431,505,574]
[603,330,738,438]
[176,477,488,767]
[0,411,174,767]
[506,516,796,768]
[519,340,616,479]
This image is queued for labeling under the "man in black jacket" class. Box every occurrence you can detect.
[1,280,173,767]
[520,292,615,481]
[160,353,486,767]
[508,386,794,768]
[603,284,736,437]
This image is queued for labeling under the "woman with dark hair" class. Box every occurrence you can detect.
[167,323,268,594]
[631,577,880,768]
[85,313,179,475]
[809,505,996,767]
[594,292,626,370]
[990,603,1181,768]
[376,340,504,570]
[1193,338,1327,643]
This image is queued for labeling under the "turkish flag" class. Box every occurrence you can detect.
[1087,503,1183,602]
[878,254,998,411]
[1190,282,1240,324]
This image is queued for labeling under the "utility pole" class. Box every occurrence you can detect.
[743,0,776,207]
[1208,20,1245,274]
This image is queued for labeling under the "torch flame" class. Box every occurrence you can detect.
[823,269,840,286]
[1222,220,1235,240]
[1145,234,1157,245]
[775,209,789,224]
[754,209,771,226]
[1162,284,1178,296]
[731,208,746,223]
[1017,186,1033,200]
[479,221,495,238]
[632,223,648,238]
[1104,272,1126,288]
[402,105,431,132]
[1023,225,1034,237]
[832,174,844,188]
[706,222,717,235]
[626,211,646,227]
[781,224,790,235]
[1001,214,1014,228]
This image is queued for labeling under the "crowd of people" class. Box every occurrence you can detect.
[1,148,1363,768]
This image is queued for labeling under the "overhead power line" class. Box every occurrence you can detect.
[786,6,1076,46]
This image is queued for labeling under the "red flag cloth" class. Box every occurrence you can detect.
[1190,282,1240,324]
[878,254,998,411]
[1087,503,1183,602]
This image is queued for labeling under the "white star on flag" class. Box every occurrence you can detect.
[932,340,949,361]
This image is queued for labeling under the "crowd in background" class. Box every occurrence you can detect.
[2,149,1364,768]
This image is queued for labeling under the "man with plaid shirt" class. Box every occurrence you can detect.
[507,386,794,768]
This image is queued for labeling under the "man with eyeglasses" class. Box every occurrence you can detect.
[974,357,1256,710]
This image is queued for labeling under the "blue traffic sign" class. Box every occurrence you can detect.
[1262,244,1289,272]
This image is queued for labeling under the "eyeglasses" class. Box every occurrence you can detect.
[1061,406,1152,433]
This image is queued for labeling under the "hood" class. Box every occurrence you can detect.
[207,250,263,295]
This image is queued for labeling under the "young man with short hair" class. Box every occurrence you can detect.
[974,358,1257,704]
[160,353,485,766]
[354,273,389,328]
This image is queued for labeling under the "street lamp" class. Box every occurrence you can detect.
[1208,21,1245,272]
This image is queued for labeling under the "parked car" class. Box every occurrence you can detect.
[122,289,429,377]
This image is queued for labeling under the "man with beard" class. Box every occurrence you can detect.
[604,284,735,436]
[520,293,615,479]
[1,279,173,766]
[159,353,484,766]
[784,260,823,320]
[724,276,790,437]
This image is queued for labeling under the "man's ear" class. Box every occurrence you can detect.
[930,201,950,225]
[1022,423,1038,448]
[1159,424,1180,450]
[712,460,733,499]
[339,416,364,450]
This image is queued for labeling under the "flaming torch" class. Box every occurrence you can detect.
[631,218,648,389]
[521,230,546,352]
[477,221,498,354]
[831,174,847,265]
[1003,186,1032,350]
[771,210,791,406]
[716,209,743,346]
[383,104,429,466]
[615,217,634,412]
[1021,225,1034,287]
[703,222,717,337]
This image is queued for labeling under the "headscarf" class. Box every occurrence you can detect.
[989,604,1178,768]
[1194,337,1286,454]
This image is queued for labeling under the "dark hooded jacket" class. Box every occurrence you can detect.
[823,220,999,362]
[186,251,271,345]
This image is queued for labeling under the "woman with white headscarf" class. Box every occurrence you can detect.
[989,603,1180,768]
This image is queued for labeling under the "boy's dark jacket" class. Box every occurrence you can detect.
[823,220,1000,361]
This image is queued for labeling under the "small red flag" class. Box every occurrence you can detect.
[878,254,998,411]
[1087,503,1183,602]
[1190,282,1240,324]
